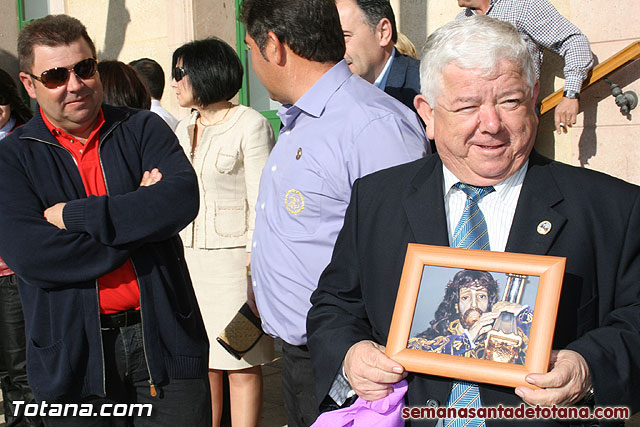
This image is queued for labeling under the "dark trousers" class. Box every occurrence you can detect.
[281,340,319,427]
[0,274,42,427]
[43,322,211,427]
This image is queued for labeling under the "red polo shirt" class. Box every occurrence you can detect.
[42,108,140,314]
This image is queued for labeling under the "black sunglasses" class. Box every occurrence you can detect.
[28,58,98,89]
[0,94,8,106]
[172,66,187,82]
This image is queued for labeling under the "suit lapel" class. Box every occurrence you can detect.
[506,151,567,255]
[403,155,450,246]
[386,51,407,88]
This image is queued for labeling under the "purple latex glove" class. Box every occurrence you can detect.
[312,379,409,427]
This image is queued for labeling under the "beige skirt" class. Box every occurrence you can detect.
[184,246,275,370]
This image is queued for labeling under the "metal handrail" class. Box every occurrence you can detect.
[539,41,640,116]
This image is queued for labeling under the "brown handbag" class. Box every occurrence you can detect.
[216,303,264,360]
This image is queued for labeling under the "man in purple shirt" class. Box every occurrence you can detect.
[240,0,428,425]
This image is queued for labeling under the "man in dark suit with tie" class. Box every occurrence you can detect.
[307,14,639,425]
[335,0,421,114]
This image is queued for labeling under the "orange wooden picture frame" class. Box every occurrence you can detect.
[386,244,566,389]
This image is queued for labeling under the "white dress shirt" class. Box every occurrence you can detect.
[150,99,179,131]
[443,161,528,252]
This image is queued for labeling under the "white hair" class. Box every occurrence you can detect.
[420,15,536,106]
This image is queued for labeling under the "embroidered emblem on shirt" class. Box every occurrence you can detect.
[285,189,305,214]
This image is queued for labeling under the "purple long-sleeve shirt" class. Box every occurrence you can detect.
[251,60,428,345]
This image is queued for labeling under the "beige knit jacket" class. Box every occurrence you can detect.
[176,105,275,251]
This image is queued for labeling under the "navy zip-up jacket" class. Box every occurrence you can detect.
[0,104,208,403]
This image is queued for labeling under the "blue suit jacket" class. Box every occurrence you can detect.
[384,50,421,114]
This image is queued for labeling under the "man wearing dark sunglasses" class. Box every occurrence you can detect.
[0,14,211,426]
[19,45,103,140]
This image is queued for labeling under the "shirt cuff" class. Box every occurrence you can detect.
[563,75,584,94]
[328,363,356,406]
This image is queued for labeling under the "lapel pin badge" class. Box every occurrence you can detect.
[537,220,552,235]
[296,147,302,160]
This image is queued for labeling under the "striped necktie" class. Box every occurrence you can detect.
[451,183,494,250]
[445,182,494,427]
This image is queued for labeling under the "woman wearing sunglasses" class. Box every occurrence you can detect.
[0,68,42,426]
[171,38,275,427]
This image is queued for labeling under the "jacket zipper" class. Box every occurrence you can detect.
[129,261,157,397]
[95,281,107,396]
[25,137,78,166]
[23,136,108,395]
[93,119,126,396]
[97,122,157,397]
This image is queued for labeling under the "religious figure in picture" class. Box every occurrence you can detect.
[407,269,533,365]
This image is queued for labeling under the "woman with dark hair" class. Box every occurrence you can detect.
[0,68,42,426]
[171,37,275,426]
[97,60,151,110]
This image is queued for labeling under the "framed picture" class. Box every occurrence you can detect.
[386,244,566,389]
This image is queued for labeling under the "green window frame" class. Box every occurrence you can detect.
[234,0,281,137]
[16,0,49,104]
[17,0,49,29]
[17,0,28,30]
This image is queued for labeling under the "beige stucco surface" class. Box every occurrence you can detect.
[65,0,194,120]
[563,0,640,183]
[401,0,640,185]
[65,0,239,120]
[0,0,21,83]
